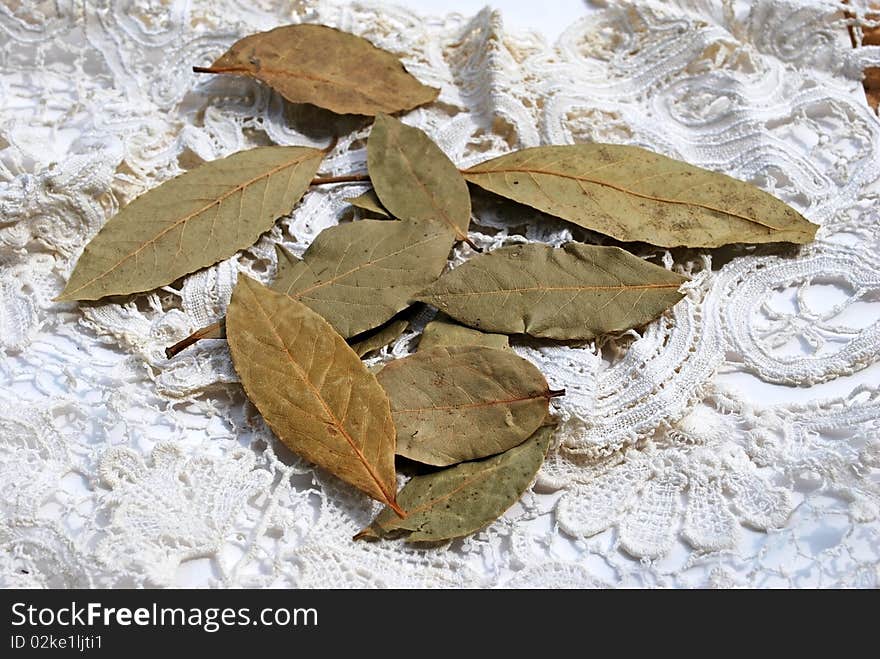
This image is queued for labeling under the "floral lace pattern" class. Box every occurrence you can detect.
[1,0,878,587]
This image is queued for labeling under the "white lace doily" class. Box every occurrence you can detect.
[1,0,879,588]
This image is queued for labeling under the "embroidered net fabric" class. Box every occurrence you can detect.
[1,0,879,588]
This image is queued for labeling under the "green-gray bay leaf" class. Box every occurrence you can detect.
[415,242,687,340]
[462,144,818,247]
[376,345,557,466]
[355,424,553,542]
[418,316,509,351]
[227,275,403,515]
[58,146,324,301]
[194,24,438,116]
[347,190,391,218]
[274,220,453,337]
[368,114,471,242]
[349,309,414,358]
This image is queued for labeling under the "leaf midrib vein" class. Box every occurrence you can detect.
[386,462,509,526]
[386,128,467,240]
[427,282,681,298]
[286,232,443,298]
[392,390,550,414]
[466,166,781,231]
[245,284,396,507]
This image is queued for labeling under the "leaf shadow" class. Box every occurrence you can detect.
[182,73,373,146]
[468,187,807,270]
[280,100,373,143]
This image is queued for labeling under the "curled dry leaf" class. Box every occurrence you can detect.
[274,219,453,337]
[355,424,554,542]
[463,144,818,247]
[368,114,472,242]
[376,345,558,466]
[274,241,301,270]
[349,309,415,358]
[416,242,687,340]
[194,24,439,116]
[58,146,324,301]
[347,189,391,218]
[227,275,402,515]
[418,315,509,352]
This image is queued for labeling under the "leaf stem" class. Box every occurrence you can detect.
[309,173,371,185]
[547,389,566,398]
[192,65,246,74]
[165,320,225,359]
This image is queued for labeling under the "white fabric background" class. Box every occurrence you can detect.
[1,0,878,588]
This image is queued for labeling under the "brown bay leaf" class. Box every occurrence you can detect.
[418,316,509,351]
[227,275,402,515]
[463,144,818,247]
[347,189,391,218]
[355,424,553,542]
[415,242,687,340]
[194,24,438,116]
[58,146,324,301]
[274,220,453,337]
[368,114,472,243]
[377,345,558,466]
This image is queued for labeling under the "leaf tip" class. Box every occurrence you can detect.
[417,85,441,107]
[802,218,821,241]
[352,527,379,542]
[53,286,78,303]
[235,272,259,290]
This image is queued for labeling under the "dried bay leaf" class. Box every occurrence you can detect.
[166,220,452,358]
[418,316,509,351]
[194,24,439,116]
[350,318,409,358]
[368,114,472,243]
[274,242,301,269]
[274,220,453,337]
[463,144,818,247]
[227,275,403,515]
[58,146,324,301]
[347,190,391,218]
[355,424,553,542]
[376,345,558,466]
[415,242,687,340]
[349,309,415,358]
